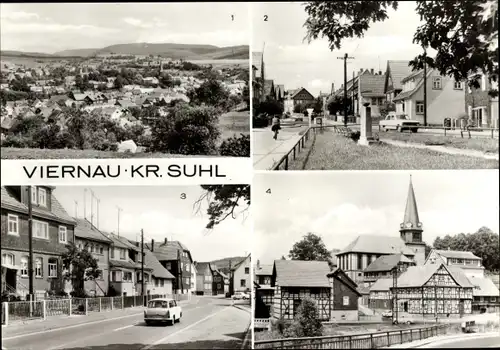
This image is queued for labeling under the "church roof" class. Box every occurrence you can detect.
[364,253,414,272]
[337,235,415,256]
[402,176,421,229]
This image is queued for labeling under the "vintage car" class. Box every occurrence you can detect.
[232,291,250,300]
[144,298,182,326]
[380,113,420,132]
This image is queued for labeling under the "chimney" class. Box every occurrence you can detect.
[164,237,167,245]
[370,68,374,75]
[257,259,260,270]
[379,70,382,75]
[151,239,154,252]
[359,68,363,75]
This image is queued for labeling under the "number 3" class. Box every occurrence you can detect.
[180,193,186,199]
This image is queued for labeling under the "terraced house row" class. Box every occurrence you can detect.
[0,186,198,300]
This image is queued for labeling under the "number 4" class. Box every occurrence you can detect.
[266,188,271,194]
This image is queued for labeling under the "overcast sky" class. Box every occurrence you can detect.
[253,1,435,96]
[54,186,251,262]
[253,170,499,265]
[0,3,250,53]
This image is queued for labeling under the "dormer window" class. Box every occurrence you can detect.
[31,187,38,204]
[38,188,47,207]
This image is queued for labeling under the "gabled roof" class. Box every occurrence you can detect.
[232,254,251,271]
[327,267,361,296]
[1,186,75,226]
[104,232,139,251]
[74,218,113,244]
[364,254,414,273]
[385,60,413,93]
[467,276,500,297]
[359,73,385,97]
[145,240,193,263]
[369,278,393,292]
[434,250,481,260]
[290,87,315,100]
[263,79,274,97]
[195,262,213,275]
[394,263,474,288]
[144,249,175,279]
[255,264,273,276]
[275,84,284,99]
[338,235,415,256]
[393,69,434,102]
[272,260,331,287]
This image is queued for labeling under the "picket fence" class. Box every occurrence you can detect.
[1,293,190,326]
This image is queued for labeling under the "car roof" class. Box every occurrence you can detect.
[148,298,175,302]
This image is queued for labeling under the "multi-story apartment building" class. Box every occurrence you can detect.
[1,186,76,299]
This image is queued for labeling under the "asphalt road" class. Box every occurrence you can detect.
[419,334,500,348]
[2,297,250,350]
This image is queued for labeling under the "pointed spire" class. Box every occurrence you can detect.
[402,175,422,229]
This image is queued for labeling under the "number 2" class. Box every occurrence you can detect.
[264,15,268,21]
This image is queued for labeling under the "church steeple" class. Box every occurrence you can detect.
[400,175,425,265]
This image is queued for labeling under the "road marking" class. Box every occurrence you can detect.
[141,307,229,350]
[2,312,144,341]
[113,323,138,332]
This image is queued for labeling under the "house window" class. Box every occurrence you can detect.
[432,77,442,89]
[58,226,67,243]
[343,296,350,306]
[357,254,363,270]
[48,258,57,278]
[7,214,19,235]
[454,81,463,89]
[110,248,115,259]
[155,278,159,287]
[166,262,171,270]
[31,187,38,204]
[111,270,121,282]
[416,101,424,114]
[38,188,47,207]
[245,267,250,274]
[33,220,49,239]
[2,253,14,266]
[119,249,126,260]
[160,279,164,287]
[99,246,103,254]
[35,257,42,277]
[123,271,132,281]
[217,283,222,289]
[20,256,28,277]
[240,279,246,287]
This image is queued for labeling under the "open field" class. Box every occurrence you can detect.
[219,110,250,140]
[287,130,499,170]
[377,131,499,153]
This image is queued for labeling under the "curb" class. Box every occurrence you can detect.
[233,304,251,314]
[387,332,500,348]
[241,320,252,349]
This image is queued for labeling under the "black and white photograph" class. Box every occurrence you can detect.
[1,184,251,349]
[0,3,250,160]
[253,171,499,348]
[252,1,498,170]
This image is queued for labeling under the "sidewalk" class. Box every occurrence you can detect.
[253,127,307,170]
[382,139,499,160]
[386,331,499,348]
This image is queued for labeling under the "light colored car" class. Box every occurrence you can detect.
[232,292,250,300]
[380,113,420,132]
[144,298,182,326]
[382,311,392,318]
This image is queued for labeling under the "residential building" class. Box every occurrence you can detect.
[368,278,393,311]
[283,87,315,114]
[213,269,228,295]
[254,261,273,313]
[391,263,474,321]
[357,69,385,119]
[384,61,413,103]
[190,261,197,293]
[263,80,275,101]
[393,69,465,125]
[231,254,251,294]
[1,186,76,299]
[363,254,416,287]
[143,248,175,296]
[327,268,362,321]
[275,84,284,102]
[252,51,265,103]
[146,238,193,294]
[74,218,112,296]
[195,262,213,295]
[465,73,499,128]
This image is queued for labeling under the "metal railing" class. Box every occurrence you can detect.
[1,293,188,325]
[272,127,314,171]
[254,324,449,349]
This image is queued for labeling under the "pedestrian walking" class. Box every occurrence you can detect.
[271,114,281,140]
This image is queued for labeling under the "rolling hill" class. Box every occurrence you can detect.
[210,256,248,273]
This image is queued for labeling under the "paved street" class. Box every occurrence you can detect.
[417,333,500,348]
[2,296,250,350]
[252,125,308,170]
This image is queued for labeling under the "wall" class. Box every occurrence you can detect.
[330,310,358,321]
[149,278,173,295]
[332,278,359,312]
[109,267,136,296]
[76,238,110,296]
[233,257,251,292]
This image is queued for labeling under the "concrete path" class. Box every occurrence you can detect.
[382,139,499,160]
[252,126,307,170]
[386,331,500,348]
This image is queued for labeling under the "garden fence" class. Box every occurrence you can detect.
[254,324,450,349]
[1,293,190,325]
[272,127,314,171]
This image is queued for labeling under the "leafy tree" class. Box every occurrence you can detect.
[188,78,230,109]
[255,100,283,116]
[281,255,287,260]
[433,227,499,271]
[327,95,352,115]
[61,242,101,297]
[197,185,251,229]
[284,297,323,337]
[289,233,333,263]
[219,134,250,157]
[303,0,498,95]
[379,101,396,118]
[150,104,221,155]
[294,103,308,114]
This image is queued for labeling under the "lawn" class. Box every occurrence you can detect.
[0,147,222,159]
[287,130,499,170]
[219,110,250,140]
[377,131,499,153]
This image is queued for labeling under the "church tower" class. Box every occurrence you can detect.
[400,175,426,266]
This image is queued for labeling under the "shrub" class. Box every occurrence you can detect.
[3,135,33,148]
[219,134,250,157]
[284,297,323,338]
[351,131,361,142]
[253,113,270,128]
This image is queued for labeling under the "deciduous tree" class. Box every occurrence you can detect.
[285,297,323,337]
[61,242,101,298]
[289,233,332,263]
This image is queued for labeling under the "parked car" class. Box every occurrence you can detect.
[461,320,478,333]
[380,113,420,132]
[144,298,182,326]
[232,292,250,300]
[381,311,392,318]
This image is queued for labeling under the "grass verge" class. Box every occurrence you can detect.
[287,130,498,170]
[377,131,499,153]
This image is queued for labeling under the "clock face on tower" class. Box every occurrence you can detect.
[405,222,413,228]
[400,223,404,229]
[417,222,422,228]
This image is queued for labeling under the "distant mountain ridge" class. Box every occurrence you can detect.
[209,256,247,273]
[1,43,249,60]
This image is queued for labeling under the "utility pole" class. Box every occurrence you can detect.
[352,70,356,117]
[423,48,428,126]
[74,200,78,219]
[337,53,355,126]
[178,250,184,294]
[229,260,232,295]
[141,229,144,297]
[392,265,399,324]
[27,186,34,301]
[116,206,122,236]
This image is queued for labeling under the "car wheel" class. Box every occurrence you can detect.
[145,320,151,326]
[406,321,412,325]
[393,320,398,325]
